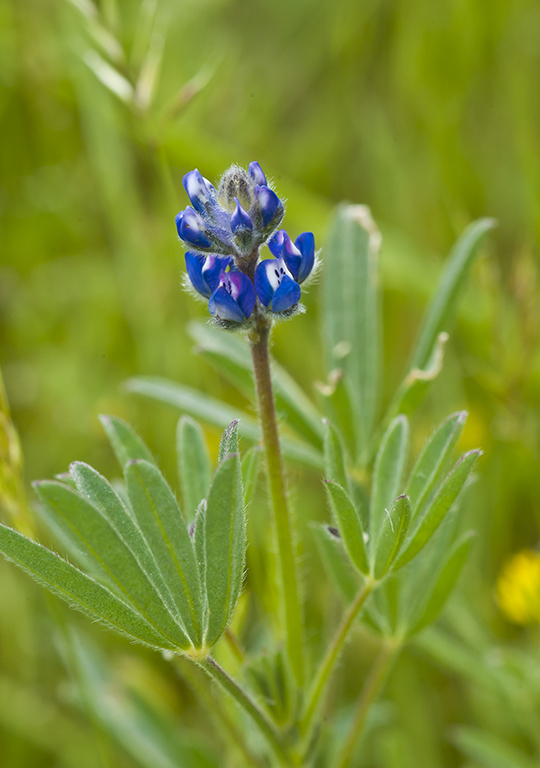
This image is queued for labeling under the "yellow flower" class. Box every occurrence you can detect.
[496,549,540,625]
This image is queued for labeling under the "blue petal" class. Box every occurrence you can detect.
[229,272,256,318]
[268,229,286,257]
[182,169,215,215]
[295,232,315,283]
[254,185,283,228]
[201,255,224,293]
[177,207,212,249]
[282,234,302,281]
[231,198,253,233]
[271,275,301,313]
[254,259,276,307]
[185,252,210,296]
[248,161,267,186]
[209,286,246,323]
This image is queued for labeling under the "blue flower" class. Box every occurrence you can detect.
[268,230,315,284]
[176,163,284,259]
[209,269,256,323]
[254,256,301,314]
[184,252,230,298]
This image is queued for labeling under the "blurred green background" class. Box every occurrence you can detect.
[1,0,540,766]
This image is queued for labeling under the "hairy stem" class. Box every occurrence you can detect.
[337,640,400,768]
[249,317,305,687]
[174,657,265,768]
[300,578,376,742]
[197,656,291,766]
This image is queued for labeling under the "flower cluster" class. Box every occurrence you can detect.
[176,162,316,326]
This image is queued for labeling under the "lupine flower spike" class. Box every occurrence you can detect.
[177,162,316,327]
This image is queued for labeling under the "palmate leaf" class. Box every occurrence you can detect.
[241,446,261,504]
[406,411,467,519]
[408,531,474,635]
[311,524,358,603]
[322,204,381,464]
[370,415,409,545]
[324,481,369,576]
[100,414,156,467]
[125,460,204,647]
[176,416,211,524]
[70,462,186,637]
[409,218,496,371]
[125,376,324,471]
[394,450,481,570]
[0,523,179,650]
[323,420,349,491]
[202,453,245,647]
[34,479,190,650]
[372,494,411,579]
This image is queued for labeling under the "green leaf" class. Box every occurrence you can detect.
[203,453,245,647]
[324,481,369,575]
[125,460,203,647]
[406,411,467,519]
[99,414,156,468]
[384,331,449,421]
[34,478,190,650]
[452,727,539,768]
[408,532,474,635]
[370,415,409,544]
[410,218,496,370]
[323,420,348,491]
[241,446,261,504]
[218,420,239,462]
[322,204,381,463]
[394,450,481,569]
[0,523,176,650]
[190,322,324,448]
[176,416,211,523]
[70,462,186,636]
[125,376,324,470]
[311,524,358,603]
[314,369,356,461]
[373,494,411,579]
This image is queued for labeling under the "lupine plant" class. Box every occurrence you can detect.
[0,162,494,767]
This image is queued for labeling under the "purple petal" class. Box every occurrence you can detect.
[176,207,212,249]
[231,198,253,233]
[254,185,283,229]
[208,286,246,323]
[295,232,315,283]
[268,229,286,258]
[248,161,267,186]
[271,275,301,313]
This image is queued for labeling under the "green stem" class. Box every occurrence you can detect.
[174,657,265,768]
[197,656,291,766]
[249,318,304,687]
[337,641,400,768]
[300,578,376,741]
